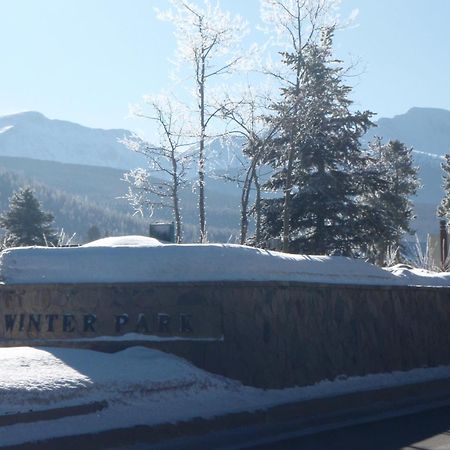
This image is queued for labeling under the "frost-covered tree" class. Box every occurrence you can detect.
[123,96,191,243]
[157,0,248,242]
[259,0,347,252]
[438,154,450,220]
[365,139,420,264]
[219,85,281,245]
[86,225,101,243]
[0,187,57,247]
[260,28,375,255]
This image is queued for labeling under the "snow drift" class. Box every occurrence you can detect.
[0,236,449,286]
[1,346,450,446]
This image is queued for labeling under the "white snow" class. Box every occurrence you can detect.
[28,332,224,343]
[0,111,146,169]
[0,346,223,416]
[0,237,449,286]
[83,235,164,247]
[385,265,450,287]
[0,238,404,286]
[0,346,450,446]
[0,125,13,134]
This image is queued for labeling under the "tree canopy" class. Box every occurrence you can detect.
[260,29,376,256]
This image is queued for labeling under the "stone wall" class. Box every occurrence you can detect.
[0,282,450,388]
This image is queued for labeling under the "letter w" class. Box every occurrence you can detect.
[4,315,17,332]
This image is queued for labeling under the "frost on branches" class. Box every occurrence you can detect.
[157,0,248,243]
[122,96,192,243]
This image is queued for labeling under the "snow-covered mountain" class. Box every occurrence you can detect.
[0,111,145,169]
[0,108,449,238]
[364,107,450,156]
[362,107,450,206]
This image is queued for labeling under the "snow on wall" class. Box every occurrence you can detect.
[0,236,449,286]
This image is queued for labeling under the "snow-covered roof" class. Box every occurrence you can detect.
[0,236,449,286]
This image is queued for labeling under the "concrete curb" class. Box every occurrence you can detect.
[0,401,107,427]
[2,378,450,449]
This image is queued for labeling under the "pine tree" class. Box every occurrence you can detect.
[438,154,450,220]
[0,187,57,246]
[260,29,375,256]
[86,225,101,243]
[365,139,420,263]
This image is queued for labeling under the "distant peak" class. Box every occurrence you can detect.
[0,111,131,135]
[0,111,47,121]
[378,107,450,124]
[404,106,450,116]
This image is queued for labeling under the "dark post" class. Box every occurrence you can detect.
[440,219,448,271]
[149,222,175,243]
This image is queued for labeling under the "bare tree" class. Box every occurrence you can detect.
[219,85,282,245]
[122,96,191,243]
[158,0,248,243]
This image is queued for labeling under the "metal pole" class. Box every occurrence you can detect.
[440,219,448,271]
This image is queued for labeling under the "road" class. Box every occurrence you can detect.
[13,398,450,450]
[247,403,450,449]
[114,402,450,450]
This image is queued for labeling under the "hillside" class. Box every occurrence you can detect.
[365,107,450,156]
[0,108,449,241]
[0,156,242,243]
[0,168,147,243]
[0,155,131,210]
[0,111,145,170]
[363,107,450,236]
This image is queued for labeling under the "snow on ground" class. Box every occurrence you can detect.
[83,235,164,247]
[2,235,448,286]
[0,346,227,416]
[385,264,450,286]
[0,346,450,446]
[0,125,13,135]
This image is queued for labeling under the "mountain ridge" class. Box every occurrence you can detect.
[0,107,449,240]
[0,111,145,170]
[365,107,450,156]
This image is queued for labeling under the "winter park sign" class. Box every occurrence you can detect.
[3,311,201,338]
[1,236,450,389]
[0,283,222,342]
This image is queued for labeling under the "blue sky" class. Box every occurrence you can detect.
[1,0,449,136]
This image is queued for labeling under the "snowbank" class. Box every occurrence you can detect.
[1,346,450,446]
[0,237,396,285]
[385,264,450,286]
[0,346,225,415]
[83,235,164,247]
[0,236,449,286]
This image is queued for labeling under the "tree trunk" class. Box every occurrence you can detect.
[282,145,295,253]
[282,18,302,254]
[171,164,182,244]
[254,172,262,247]
[315,160,325,254]
[240,155,257,245]
[198,58,207,243]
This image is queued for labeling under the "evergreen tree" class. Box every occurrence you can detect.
[0,187,57,246]
[86,225,101,243]
[260,29,375,256]
[365,139,420,263]
[438,154,450,220]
